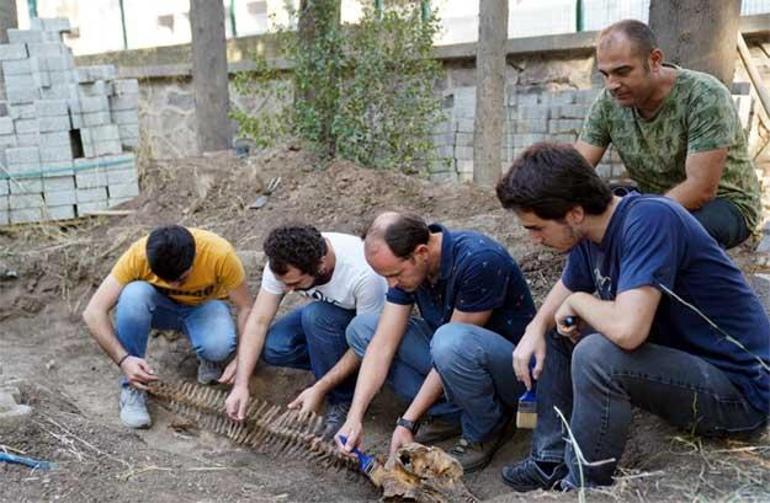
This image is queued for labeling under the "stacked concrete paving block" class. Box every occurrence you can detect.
[428,86,620,182]
[429,83,760,183]
[111,78,140,149]
[0,17,140,225]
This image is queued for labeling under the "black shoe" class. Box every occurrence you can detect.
[449,418,516,473]
[414,416,462,444]
[501,458,568,492]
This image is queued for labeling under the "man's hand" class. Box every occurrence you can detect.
[120,356,157,390]
[335,417,363,457]
[225,384,250,421]
[555,296,581,343]
[218,358,237,385]
[287,384,326,414]
[512,325,547,390]
[389,426,414,456]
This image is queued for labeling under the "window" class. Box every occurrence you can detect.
[157,14,174,32]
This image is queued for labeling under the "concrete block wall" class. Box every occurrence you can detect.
[0,18,140,226]
[429,87,758,184]
[430,86,627,183]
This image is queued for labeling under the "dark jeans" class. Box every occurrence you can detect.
[692,198,750,249]
[531,331,766,487]
[611,185,749,249]
[346,313,523,442]
[262,302,356,405]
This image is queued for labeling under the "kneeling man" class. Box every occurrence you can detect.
[337,212,536,472]
[224,224,387,438]
[83,225,252,428]
[496,143,769,491]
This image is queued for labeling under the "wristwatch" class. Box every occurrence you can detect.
[396,416,419,433]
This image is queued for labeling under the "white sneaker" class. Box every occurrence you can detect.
[119,386,151,429]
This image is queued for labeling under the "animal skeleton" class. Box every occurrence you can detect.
[147,380,478,502]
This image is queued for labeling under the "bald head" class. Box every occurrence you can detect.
[598,19,658,59]
[364,212,430,259]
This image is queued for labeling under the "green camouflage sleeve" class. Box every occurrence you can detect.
[578,92,611,147]
[686,78,738,154]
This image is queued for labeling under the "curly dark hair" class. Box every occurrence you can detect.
[264,224,327,276]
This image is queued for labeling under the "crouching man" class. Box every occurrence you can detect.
[224,225,387,438]
[496,143,769,491]
[336,212,536,472]
[83,225,252,428]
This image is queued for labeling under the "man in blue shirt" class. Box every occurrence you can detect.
[496,143,769,491]
[334,212,536,472]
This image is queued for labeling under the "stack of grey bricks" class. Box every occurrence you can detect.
[429,86,626,183]
[430,85,758,183]
[0,17,140,226]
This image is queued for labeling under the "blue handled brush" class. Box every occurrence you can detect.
[516,387,537,429]
[516,316,579,429]
[337,435,375,474]
[0,452,53,470]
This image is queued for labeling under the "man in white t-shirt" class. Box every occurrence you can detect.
[223,224,387,437]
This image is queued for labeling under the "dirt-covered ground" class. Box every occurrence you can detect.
[0,148,768,502]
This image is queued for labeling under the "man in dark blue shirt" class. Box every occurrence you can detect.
[335,212,535,472]
[496,143,769,491]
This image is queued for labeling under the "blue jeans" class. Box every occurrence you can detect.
[115,281,237,384]
[262,302,356,405]
[346,313,524,442]
[531,331,767,487]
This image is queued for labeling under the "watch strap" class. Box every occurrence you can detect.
[396,416,419,433]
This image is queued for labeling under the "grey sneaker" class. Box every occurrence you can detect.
[119,386,151,429]
[197,358,222,385]
[322,402,351,441]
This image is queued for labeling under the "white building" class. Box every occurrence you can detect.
[14,0,770,56]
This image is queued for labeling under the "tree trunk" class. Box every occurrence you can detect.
[649,0,741,86]
[473,0,508,186]
[296,0,341,157]
[190,0,231,153]
[0,0,18,44]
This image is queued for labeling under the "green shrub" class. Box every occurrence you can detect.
[231,2,446,173]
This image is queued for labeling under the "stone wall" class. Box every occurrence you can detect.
[138,78,196,159]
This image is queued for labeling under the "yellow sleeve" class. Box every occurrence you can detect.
[217,249,246,291]
[111,239,147,285]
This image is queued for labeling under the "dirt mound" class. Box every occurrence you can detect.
[1,147,767,502]
[0,147,562,324]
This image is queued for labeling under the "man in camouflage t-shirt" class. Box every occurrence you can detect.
[575,20,761,249]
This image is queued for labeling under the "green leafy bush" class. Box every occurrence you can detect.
[231,2,446,173]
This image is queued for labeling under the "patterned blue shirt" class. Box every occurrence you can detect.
[387,224,535,343]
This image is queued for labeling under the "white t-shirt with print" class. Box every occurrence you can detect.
[260,232,386,315]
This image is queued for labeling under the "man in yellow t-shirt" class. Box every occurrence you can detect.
[83,225,253,428]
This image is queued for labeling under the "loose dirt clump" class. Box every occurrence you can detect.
[0,147,767,502]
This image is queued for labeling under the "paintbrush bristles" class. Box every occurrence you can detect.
[516,395,538,429]
[516,409,537,429]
